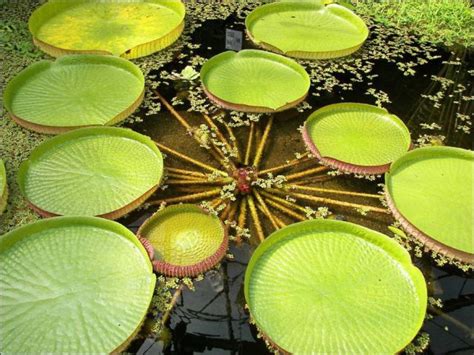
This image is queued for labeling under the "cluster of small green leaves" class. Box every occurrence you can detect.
[351,0,474,47]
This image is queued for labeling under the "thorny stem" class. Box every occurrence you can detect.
[155,141,227,176]
[220,202,233,220]
[149,188,222,205]
[221,120,242,163]
[244,122,255,166]
[247,195,265,242]
[167,173,206,181]
[264,197,307,222]
[161,285,184,327]
[202,113,236,161]
[154,90,191,130]
[210,198,223,210]
[258,152,311,176]
[268,188,389,214]
[253,116,274,169]
[253,190,280,230]
[166,178,232,186]
[260,190,308,214]
[167,167,207,178]
[287,184,383,199]
[284,166,329,182]
[236,198,248,243]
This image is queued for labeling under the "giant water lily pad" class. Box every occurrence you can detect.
[386,146,474,264]
[18,127,163,219]
[4,55,144,134]
[29,0,185,58]
[200,50,310,112]
[0,160,7,214]
[246,1,369,59]
[245,219,427,354]
[0,217,156,353]
[138,204,228,277]
[303,103,411,174]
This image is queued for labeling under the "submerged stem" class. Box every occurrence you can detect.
[149,188,222,205]
[253,116,274,169]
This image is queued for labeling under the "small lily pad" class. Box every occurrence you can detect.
[4,55,144,134]
[29,0,186,58]
[138,204,228,277]
[18,127,163,219]
[0,217,156,353]
[385,146,474,264]
[303,103,411,174]
[0,160,7,214]
[201,50,310,113]
[246,1,369,59]
[245,219,427,354]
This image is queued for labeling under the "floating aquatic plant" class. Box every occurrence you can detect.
[303,103,412,174]
[4,55,145,134]
[244,219,427,353]
[138,204,228,277]
[149,93,389,244]
[28,0,186,58]
[0,216,156,353]
[385,146,474,265]
[18,127,164,219]
[0,161,7,215]
[200,50,310,113]
[246,0,369,59]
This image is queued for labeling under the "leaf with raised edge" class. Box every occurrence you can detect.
[244,219,427,354]
[0,216,156,353]
[28,0,186,59]
[18,127,164,219]
[303,103,411,174]
[0,160,7,214]
[246,1,369,59]
[385,146,474,264]
[201,50,310,113]
[4,55,145,134]
[137,204,228,277]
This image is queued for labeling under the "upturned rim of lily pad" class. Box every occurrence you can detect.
[0,160,7,214]
[0,216,156,353]
[302,103,412,175]
[28,0,186,59]
[200,50,310,113]
[137,204,228,277]
[245,1,369,60]
[17,127,163,219]
[244,219,427,354]
[3,55,145,134]
[385,146,474,264]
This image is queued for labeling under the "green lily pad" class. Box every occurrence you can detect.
[29,0,185,59]
[303,103,411,174]
[0,160,7,214]
[246,1,369,59]
[18,127,163,219]
[200,50,310,113]
[138,204,228,277]
[385,146,474,264]
[245,219,427,354]
[0,217,156,353]
[4,55,144,134]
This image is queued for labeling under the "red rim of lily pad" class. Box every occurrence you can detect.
[137,204,228,277]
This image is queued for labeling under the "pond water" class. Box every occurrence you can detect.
[119,13,473,355]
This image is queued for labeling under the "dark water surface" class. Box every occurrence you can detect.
[120,14,474,355]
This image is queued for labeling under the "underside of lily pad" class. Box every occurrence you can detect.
[303,103,412,174]
[385,146,474,264]
[0,160,7,215]
[28,0,186,59]
[246,1,369,59]
[0,216,156,353]
[200,50,310,113]
[4,55,145,134]
[245,219,427,354]
[18,127,164,219]
[137,204,228,277]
